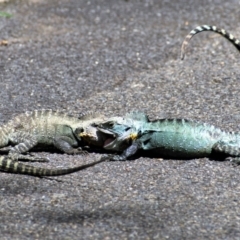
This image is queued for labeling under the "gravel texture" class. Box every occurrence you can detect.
[0,0,240,239]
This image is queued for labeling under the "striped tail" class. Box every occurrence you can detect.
[0,156,107,176]
[181,25,240,60]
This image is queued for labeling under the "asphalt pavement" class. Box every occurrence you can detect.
[0,0,240,239]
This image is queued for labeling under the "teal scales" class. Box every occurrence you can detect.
[97,113,240,163]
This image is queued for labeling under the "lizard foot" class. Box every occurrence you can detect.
[0,146,12,152]
[65,148,89,155]
[100,154,126,161]
[65,147,88,155]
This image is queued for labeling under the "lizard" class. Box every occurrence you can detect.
[95,112,240,164]
[180,25,240,60]
[0,109,108,162]
[0,154,108,176]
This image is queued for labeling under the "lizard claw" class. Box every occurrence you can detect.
[100,154,126,161]
[66,148,89,155]
[0,146,12,152]
[111,155,127,161]
[100,154,113,161]
[12,153,50,163]
[77,147,89,155]
[29,157,50,163]
[227,157,240,166]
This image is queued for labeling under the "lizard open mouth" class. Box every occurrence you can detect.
[104,138,115,147]
[97,128,118,148]
[98,127,134,151]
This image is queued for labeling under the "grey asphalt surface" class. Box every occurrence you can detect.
[0,0,240,239]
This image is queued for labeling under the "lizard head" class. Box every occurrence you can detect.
[73,111,113,147]
[96,119,139,151]
[74,112,145,151]
[74,125,115,147]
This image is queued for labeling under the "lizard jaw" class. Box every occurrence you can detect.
[97,128,118,148]
[97,127,123,149]
[98,127,136,151]
[97,128,117,138]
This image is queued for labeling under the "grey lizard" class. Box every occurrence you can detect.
[0,109,107,162]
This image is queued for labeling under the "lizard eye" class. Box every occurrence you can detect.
[75,127,84,135]
[107,121,114,128]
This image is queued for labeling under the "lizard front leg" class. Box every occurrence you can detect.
[102,141,140,161]
[53,136,87,155]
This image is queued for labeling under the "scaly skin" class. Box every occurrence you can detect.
[97,112,240,164]
[0,109,107,162]
[0,155,107,176]
[181,25,240,60]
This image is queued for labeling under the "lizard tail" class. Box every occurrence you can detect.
[181,25,240,60]
[0,156,107,176]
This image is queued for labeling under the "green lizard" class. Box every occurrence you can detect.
[181,25,240,60]
[96,112,240,164]
[0,109,107,162]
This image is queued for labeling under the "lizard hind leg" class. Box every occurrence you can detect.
[213,141,240,157]
[226,157,240,165]
[8,133,49,162]
[8,143,50,163]
[0,146,49,163]
[9,155,49,163]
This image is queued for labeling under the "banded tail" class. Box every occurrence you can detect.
[0,156,107,176]
[181,25,240,60]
